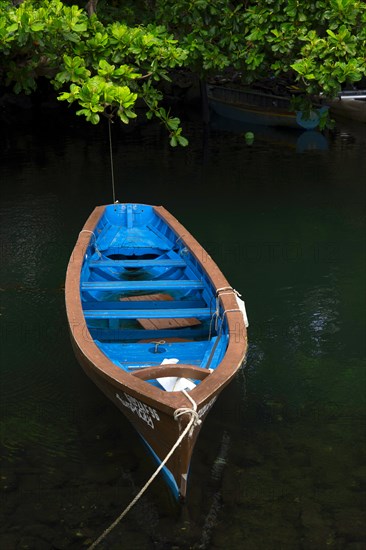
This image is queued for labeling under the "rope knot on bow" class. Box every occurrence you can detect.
[174,390,202,436]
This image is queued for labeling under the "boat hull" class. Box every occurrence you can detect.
[207,84,326,129]
[72,338,209,498]
[208,94,298,128]
[65,204,248,499]
[328,97,366,123]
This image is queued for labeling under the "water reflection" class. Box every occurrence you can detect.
[209,111,330,152]
[0,103,365,548]
[285,283,341,356]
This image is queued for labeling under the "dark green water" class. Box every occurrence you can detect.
[1,104,365,549]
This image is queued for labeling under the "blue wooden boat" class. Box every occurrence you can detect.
[65,203,248,500]
[207,84,327,130]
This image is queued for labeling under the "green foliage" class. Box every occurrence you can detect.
[240,0,366,97]
[1,0,365,142]
[0,0,189,143]
[1,0,91,94]
[153,0,248,73]
[154,0,366,98]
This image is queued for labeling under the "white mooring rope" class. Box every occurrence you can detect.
[88,390,201,549]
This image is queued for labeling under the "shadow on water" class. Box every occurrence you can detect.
[0,100,365,549]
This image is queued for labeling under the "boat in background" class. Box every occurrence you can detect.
[207,84,327,130]
[327,91,366,123]
[65,203,248,500]
[209,111,329,153]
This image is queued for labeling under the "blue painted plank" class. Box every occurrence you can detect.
[88,327,210,341]
[81,280,204,291]
[97,226,171,250]
[146,224,175,248]
[83,300,206,310]
[98,340,210,354]
[84,308,211,319]
[89,259,186,268]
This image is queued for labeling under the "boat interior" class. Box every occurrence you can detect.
[80,204,229,391]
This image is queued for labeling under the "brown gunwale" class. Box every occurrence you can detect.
[65,204,248,415]
[132,364,212,381]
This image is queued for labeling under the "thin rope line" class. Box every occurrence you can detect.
[88,390,200,549]
[108,117,116,204]
[79,230,102,258]
[79,229,96,242]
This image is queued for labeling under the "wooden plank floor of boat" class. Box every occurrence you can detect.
[120,293,202,329]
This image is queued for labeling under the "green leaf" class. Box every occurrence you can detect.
[170,135,178,147]
[166,117,179,131]
[177,135,189,147]
[87,112,100,124]
[326,29,337,39]
[119,111,129,124]
[30,22,44,32]
[7,23,18,33]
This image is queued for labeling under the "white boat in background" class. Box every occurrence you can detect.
[328,91,366,123]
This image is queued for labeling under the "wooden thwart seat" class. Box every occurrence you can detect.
[89,259,186,268]
[81,280,204,292]
[84,299,205,311]
[88,327,209,341]
[83,308,210,319]
[84,292,204,329]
